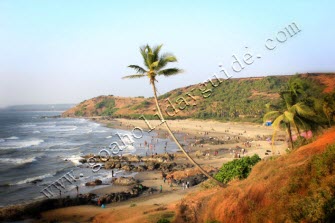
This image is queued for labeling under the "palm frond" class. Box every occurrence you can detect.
[157,53,177,70]
[272,114,285,130]
[263,111,280,122]
[284,111,294,123]
[140,45,150,69]
[122,74,146,79]
[158,68,183,76]
[291,102,315,117]
[128,65,147,74]
[152,44,163,62]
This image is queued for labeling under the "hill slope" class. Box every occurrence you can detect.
[174,127,335,222]
[62,73,335,122]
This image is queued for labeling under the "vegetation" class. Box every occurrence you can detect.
[264,75,334,149]
[280,144,335,222]
[64,73,335,123]
[95,98,117,116]
[215,154,261,183]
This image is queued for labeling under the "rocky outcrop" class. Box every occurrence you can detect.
[112,177,137,186]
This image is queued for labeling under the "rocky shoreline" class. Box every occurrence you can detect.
[0,152,218,222]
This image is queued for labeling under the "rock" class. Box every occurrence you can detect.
[160,162,177,172]
[112,177,137,186]
[127,155,141,162]
[135,165,147,172]
[79,158,87,164]
[104,161,116,169]
[85,179,102,186]
[115,162,122,169]
[121,164,135,171]
[147,162,160,171]
[30,179,43,184]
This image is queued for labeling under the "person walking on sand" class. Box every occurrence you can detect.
[97,198,101,206]
[160,185,162,193]
[182,182,185,190]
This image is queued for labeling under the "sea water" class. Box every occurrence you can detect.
[0,109,175,207]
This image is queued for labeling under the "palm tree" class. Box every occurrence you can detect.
[123,44,224,186]
[264,80,315,149]
[264,102,314,149]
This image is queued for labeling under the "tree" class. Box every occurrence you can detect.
[264,79,315,149]
[123,44,224,186]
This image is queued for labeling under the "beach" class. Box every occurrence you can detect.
[17,117,288,223]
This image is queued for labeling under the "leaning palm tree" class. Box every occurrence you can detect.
[123,44,224,186]
[264,102,314,149]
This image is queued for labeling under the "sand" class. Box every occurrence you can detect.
[34,118,287,223]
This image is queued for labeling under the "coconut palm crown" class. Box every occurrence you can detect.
[123,44,183,84]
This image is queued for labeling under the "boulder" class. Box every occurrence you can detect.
[147,162,160,171]
[104,161,115,169]
[121,164,135,171]
[115,162,122,169]
[85,179,102,186]
[112,177,137,186]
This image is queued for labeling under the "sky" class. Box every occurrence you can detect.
[0,0,334,107]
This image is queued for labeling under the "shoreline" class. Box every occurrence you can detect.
[1,117,288,222]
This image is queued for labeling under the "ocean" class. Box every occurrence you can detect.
[0,109,175,207]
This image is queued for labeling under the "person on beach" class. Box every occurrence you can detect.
[97,198,101,206]
[112,170,114,177]
[160,185,162,193]
[182,182,185,190]
[76,185,79,196]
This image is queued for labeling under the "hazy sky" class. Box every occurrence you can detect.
[0,0,334,107]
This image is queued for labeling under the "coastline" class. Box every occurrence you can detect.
[1,117,287,222]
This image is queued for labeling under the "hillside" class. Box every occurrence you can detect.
[173,127,335,223]
[62,73,335,122]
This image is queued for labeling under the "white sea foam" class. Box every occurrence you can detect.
[0,157,37,165]
[0,139,44,149]
[20,124,37,128]
[94,130,107,133]
[106,136,112,139]
[46,147,79,152]
[14,172,55,185]
[64,155,83,166]
[6,136,19,140]
[33,131,41,134]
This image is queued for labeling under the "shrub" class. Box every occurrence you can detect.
[157,219,170,223]
[215,154,261,183]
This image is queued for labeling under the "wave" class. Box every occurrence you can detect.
[106,136,112,139]
[13,172,56,185]
[20,124,37,128]
[94,130,107,133]
[0,139,4,143]
[6,136,19,140]
[0,139,44,150]
[0,157,37,165]
[33,131,41,134]
[46,147,79,152]
[64,155,83,166]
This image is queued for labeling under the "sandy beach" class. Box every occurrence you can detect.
[11,118,287,223]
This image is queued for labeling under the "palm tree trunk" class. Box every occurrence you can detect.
[150,82,225,187]
[287,123,294,149]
